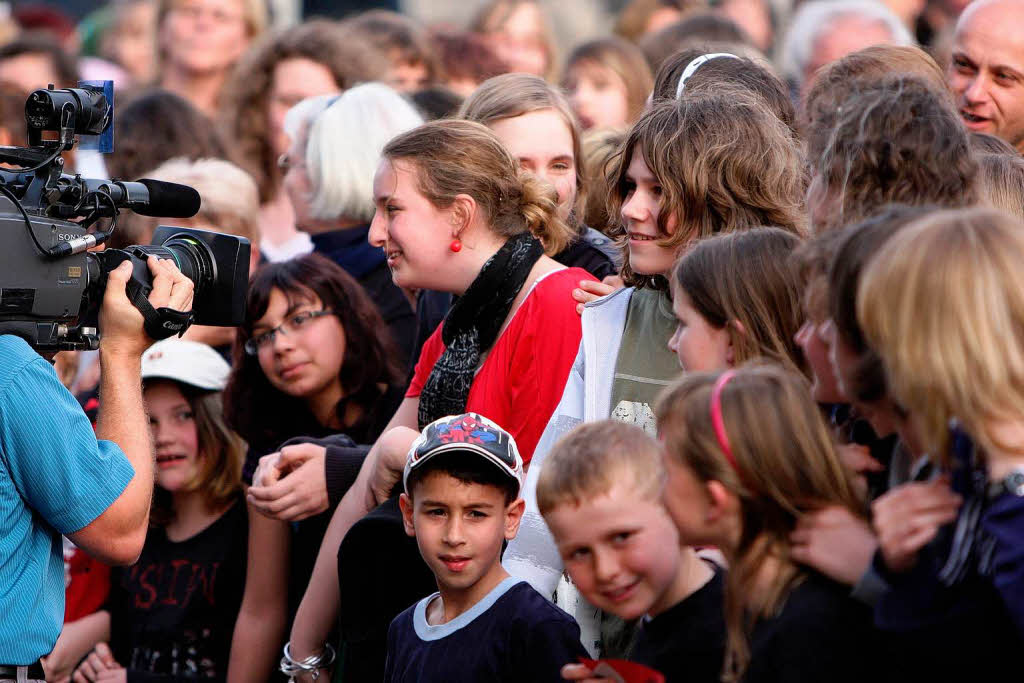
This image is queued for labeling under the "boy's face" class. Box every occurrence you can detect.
[544,483,682,620]
[400,470,524,596]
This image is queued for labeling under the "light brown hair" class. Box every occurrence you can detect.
[149,383,246,526]
[673,228,806,373]
[810,75,977,233]
[343,10,442,82]
[656,365,862,682]
[977,153,1024,222]
[459,72,584,200]
[536,420,664,515]
[858,207,1024,461]
[470,0,558,82]
[608,92,807,288]
[639,12,754,72]
[219,20,384,202]
[580,126,627,234]
[382,119,574,255]
[562,36,654,124]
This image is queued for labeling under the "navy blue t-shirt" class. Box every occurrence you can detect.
[384,577,587,682]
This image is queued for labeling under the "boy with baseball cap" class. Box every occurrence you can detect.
[385,413,587,682]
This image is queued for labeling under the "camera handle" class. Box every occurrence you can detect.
[123,277,194,341]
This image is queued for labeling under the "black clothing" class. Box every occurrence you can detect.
[744,572,882,683]
[335,495,437,682]
[107,496,248,682]
[632,566,726,682]
[553,227,618,281]
[384,579,588,682]
[311,226,416,368]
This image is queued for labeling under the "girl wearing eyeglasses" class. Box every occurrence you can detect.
[222,252,405,681]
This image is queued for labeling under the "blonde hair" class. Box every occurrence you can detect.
[977,153,1024,222]
[382,119,574,255]
[536,420,664,515]
[656,365,862,682]
[562,37,654,125]
[147,157,261,248]
[459,73,584,200]
[673,228,806,374]
[609,91,807,288]
[857,207,1024,460]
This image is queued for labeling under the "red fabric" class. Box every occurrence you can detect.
[63,542,111,622]
[408,268,595,466]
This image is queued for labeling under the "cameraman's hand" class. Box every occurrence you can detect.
[99,256,194,358]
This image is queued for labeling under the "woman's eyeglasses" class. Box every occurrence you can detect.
[244,309,335,355]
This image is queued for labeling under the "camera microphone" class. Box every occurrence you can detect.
[92,179,202,218]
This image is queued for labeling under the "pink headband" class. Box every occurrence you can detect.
[709,370,741,475]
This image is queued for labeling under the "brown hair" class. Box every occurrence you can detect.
[580,127,627,234]
[343,10,441,82]
[459,72,584,200]
[470,0,558,82]
[858,208,1024,461]
[536,420,664,515]
[652,47,795,134]
[614,0,698,43]
[656,365,862,682]
[639,12,754,72]
[219,20,384,203]
[802,45,949,162]
[432,30,508,90]
[810,76,977,233]
[977,153,1024,222]
[562,36,654,124]
[149,383,246,526]
[608,92,807,288]
[674,228,806,373]
[384,119,574,255]
[826,205,931,404]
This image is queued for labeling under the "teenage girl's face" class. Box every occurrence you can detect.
[546,483,684,620]
[488,109,577,221]
[661,453,717,547]
[668,289,732,372]
[145,380,201,494]
[565,62,630,131]
[795,319,845,404]
[620,153,680,277]
[370,159,458,291]
[253,288,346,412]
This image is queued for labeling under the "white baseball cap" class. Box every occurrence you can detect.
[141,339,230,391]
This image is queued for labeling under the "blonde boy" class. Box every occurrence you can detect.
[537,420,725,681]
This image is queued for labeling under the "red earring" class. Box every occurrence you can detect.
[449,239,462,253]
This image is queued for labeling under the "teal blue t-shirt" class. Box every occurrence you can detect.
[0,335,135,663]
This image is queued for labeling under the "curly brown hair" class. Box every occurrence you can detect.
[810,75,977,233]
[218,20,385,203]
[608,91,807,288]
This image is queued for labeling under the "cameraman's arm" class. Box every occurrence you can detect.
[69,257,194,565]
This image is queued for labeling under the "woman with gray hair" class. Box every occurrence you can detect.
[281,83,424,367]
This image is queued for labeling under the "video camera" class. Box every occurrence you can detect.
[0,84,250,351]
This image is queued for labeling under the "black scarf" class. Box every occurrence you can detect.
[418,233,544,429]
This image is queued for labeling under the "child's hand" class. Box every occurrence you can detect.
[562,662,611,681]
[248,444,329,521]
[573,279,619,315]
[370,427,421,504]
[71,642,119,683]
[790,505,877,585]
[872,477,961,573]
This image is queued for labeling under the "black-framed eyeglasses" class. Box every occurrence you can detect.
[244,309,335,355]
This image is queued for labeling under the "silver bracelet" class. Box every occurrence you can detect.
[280,642,336,681]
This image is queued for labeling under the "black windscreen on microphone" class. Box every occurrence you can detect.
[134,179,202,218]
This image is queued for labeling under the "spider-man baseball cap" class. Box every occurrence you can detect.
[403,413,524,495]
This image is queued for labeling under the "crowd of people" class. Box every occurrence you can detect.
[1,0,1022,681]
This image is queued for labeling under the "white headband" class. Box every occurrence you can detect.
[675,53,742,98]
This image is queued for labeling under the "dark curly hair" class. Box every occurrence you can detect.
[810,75,977,233]
[223,253,402,452]
[218,20,385,203]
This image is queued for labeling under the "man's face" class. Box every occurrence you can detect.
[948,0,1024,152]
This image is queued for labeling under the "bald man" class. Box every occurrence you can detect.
[948,0,1024,153]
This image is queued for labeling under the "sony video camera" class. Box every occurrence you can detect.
[0,84,250,351]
